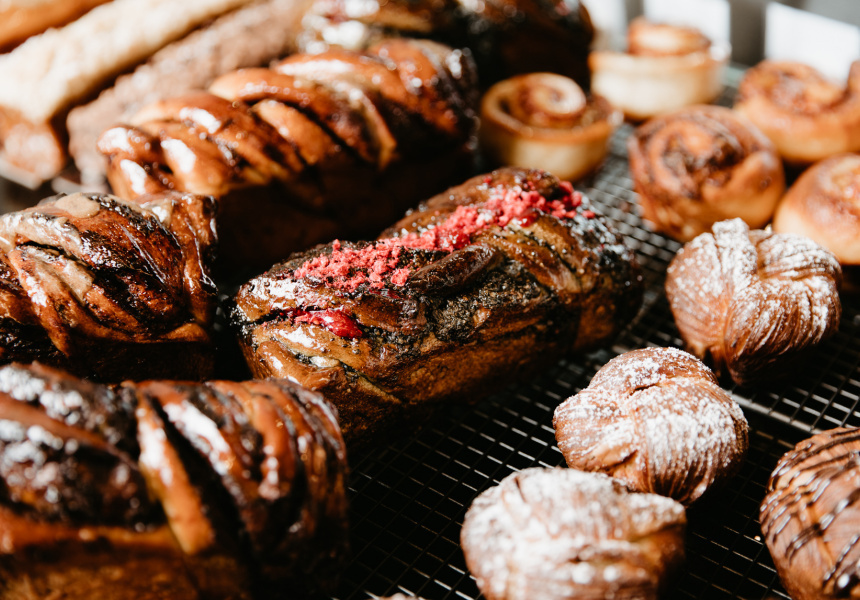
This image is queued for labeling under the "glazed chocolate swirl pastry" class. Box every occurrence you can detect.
[460,468,687,600]
[735,60,860,164]
[761,428,860,600]
[100,38,477,272]
[665,219,842,386]
[629,105,785,242]
[231,168,642,445]
[553,347,749,505]
[0,191,217,381]
[0,362,348,600]
[480,73,621,181]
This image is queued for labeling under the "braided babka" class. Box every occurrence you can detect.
[0,191,217,381]
[99,38,477,272]
[0,361,348,600]
[231,167,642,445]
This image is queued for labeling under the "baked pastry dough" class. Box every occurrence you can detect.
[554,347,749,505]
[665,218,842,385]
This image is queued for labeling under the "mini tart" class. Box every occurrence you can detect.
[735,60,860,164]
[773,153,860,265]
[480,72,621,181]
[590,18,729,121]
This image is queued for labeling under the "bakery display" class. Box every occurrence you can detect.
[0,361,348,599]
[480,73,621,181]
[628,105,785,242]
[734,60,860,164]
[761,427,860,600]
[231,167,642,444]
[773,153,860,266]
[554,347,749,505]
[100,38,477,272]
[0,191,217,380]
[590,18,730,121]
[666,218,842,386]
[460,467,687,600]
[0,0,111,51]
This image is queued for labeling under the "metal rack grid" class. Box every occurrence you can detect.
[330,79,860,600]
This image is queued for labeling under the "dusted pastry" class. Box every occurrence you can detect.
[629,105,785,242]
[100,38,477,272]
[665,219,842,385]
[735,60,860,164]
[554,347,749,505]
[0,191,217,381]
[761,427,860,600]
[590,18,730,121]
[231,168,642,445]
[0,0,110,51]
[480,73,621,181]
[773,153,860,266]
[0,362,348,600]
[460,468,686,600]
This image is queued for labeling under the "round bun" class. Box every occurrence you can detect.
[553,347,749,505]
[628,105,785,242]
[761,428,860,600]
[461,467,686,600]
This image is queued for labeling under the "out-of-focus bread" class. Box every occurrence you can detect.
[0,0,111,51]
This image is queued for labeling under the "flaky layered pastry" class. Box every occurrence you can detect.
[460,468,686,600]
[0,362,348,600]
[231,168,642,445]
[554,347,748,505]
[665,219,842,385]
[0,191,217,380]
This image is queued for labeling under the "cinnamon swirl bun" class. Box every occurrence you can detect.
[628,105,785,242]
[590,18,729,121]
[480,73,621,181]
[735,60,860,164]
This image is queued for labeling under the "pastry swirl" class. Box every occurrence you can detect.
[629,105,785,242]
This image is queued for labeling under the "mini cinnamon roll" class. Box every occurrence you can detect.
[590,18,730,121]
[628,105,785,242]
[773,154,860,266]
[735,60,860,164]
[480,73,621,181]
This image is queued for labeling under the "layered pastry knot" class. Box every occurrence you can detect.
[665,218,842,385]
[554,347,749,505]
[0,191,217,380]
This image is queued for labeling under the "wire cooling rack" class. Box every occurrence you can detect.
[330,73,860,600]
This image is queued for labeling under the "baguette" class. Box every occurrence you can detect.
[0,0,111,51]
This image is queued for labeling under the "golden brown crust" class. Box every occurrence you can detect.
[0,0,111,51]
[628,105,785,242]
[735,60,860,164]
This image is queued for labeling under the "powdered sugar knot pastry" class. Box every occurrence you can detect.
[553,347,749,505]
[665,218,842,385]
[460,467,686,600]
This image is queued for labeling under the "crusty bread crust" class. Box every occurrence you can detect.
[0,0,111,51]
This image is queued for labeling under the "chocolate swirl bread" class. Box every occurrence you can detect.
[0,362,348,600]
[0,191,217,380]
[231,168,642,445]
[100,38,477,272]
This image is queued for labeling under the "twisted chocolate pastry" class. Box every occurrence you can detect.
[460,468,687,600]
[231,168,642,445]
[0,361,348,600]
[761,428,860,600]
[665,219,842,386]
[554,347,749,505]
[629,105,785,242]
[100,38,477,271]
[0,191,217,381]
[735,60,860,164]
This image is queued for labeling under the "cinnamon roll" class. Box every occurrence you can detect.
[665,219,842,385]
[761,428,860,600]
[735,60,860,164]
[628,105,785,242]
[773,153,860,266]
[460,467,686,600]
[590,18,730,121]
[480,73,621,181]
[553,347,749,505]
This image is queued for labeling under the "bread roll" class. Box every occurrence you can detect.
[0,0,111,51]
